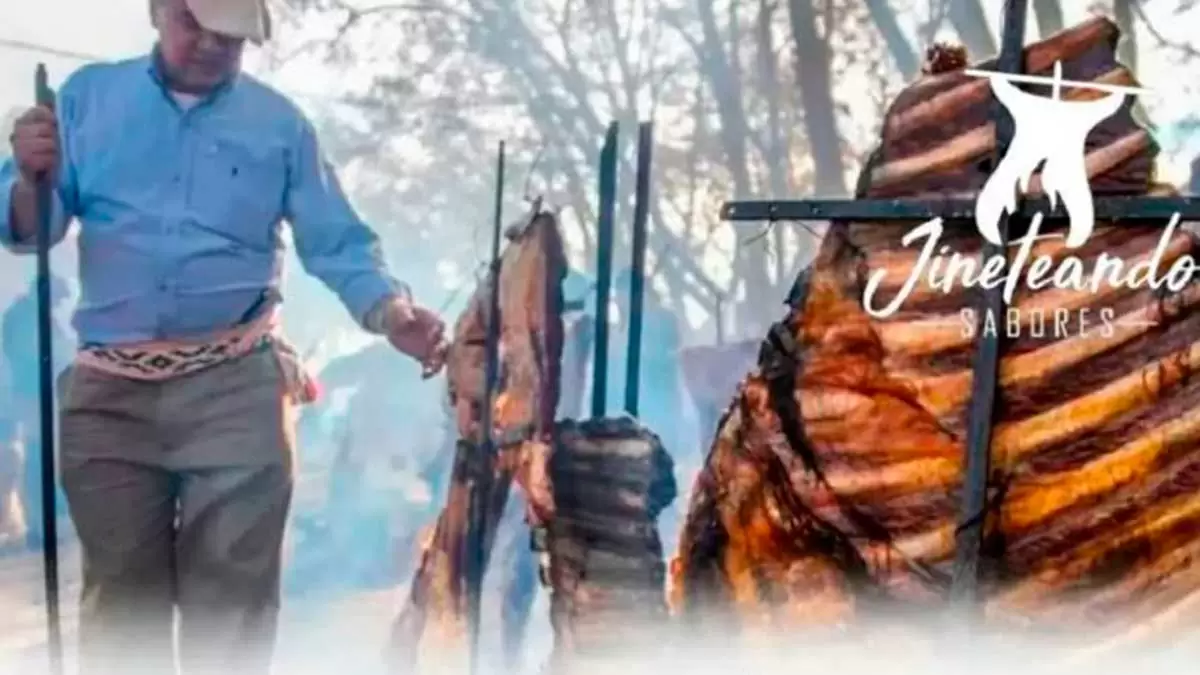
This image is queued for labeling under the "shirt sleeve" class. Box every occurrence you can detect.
[284,115,403,331]
[0,83,80,254]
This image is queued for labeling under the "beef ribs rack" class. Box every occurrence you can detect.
[678,8,1200,655]
[389,206,567,671]
[392,122,677,673]
[539,122,677,672]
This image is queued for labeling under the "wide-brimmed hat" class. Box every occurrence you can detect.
[184,0,272,44]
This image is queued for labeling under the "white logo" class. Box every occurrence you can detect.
[859,61,1196,340]
[966,61,1151,248]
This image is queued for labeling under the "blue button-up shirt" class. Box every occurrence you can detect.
[0,53,402,346]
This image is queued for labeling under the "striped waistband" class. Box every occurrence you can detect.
[73,311,319,403]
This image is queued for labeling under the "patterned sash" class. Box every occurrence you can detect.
[74,309,320,404]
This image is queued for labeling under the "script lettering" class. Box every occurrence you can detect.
[862,212,1192,322]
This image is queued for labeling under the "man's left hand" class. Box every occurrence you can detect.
[382,295,448,376]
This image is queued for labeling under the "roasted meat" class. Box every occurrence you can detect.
[673,17,1200,655]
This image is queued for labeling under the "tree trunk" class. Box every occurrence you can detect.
[695,0,776,328]
[1113,0,1138,73]
[1032,0,1065,37]
[865,0,919,78]
[755,0,790,200]
[947,0,998,60]
[756,0,796,287]
[693,0,752,197]
[785,0,846,198]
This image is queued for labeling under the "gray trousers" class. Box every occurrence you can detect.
[58,347,296,675]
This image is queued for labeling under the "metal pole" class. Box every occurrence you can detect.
[590,122,618,418]
[623,122,653,417]
[466,140,505,675]
[950,0,1028,608]
[33,63,63,675]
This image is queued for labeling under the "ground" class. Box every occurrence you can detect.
[0,534,554,675]
[0,541,402,675]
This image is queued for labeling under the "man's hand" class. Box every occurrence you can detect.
[10,104,59,183]
[382,294,448,377]
[7,104,59,242]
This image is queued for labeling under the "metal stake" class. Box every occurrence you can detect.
[590,122,618,418]
[33,63,63,675]
[466,140,505,675]
[950,0,1029,609]
[623,122,653,417]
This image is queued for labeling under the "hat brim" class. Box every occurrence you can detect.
[184,0,272,45]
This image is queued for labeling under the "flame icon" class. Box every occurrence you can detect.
[966,61,1150,248]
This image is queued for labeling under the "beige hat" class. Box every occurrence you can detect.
[184,0,272,44]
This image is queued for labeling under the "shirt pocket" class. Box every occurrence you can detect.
[191,133,288,249]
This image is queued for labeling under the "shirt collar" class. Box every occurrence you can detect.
[144,45,239,104]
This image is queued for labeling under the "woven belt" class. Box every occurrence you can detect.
[73,309,319,404]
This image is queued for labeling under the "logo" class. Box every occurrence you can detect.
[861,61,1196,341]
[971,62,1143,248]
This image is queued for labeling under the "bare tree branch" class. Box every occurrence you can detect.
[272,0,476,65]
[1130,0,1200,61]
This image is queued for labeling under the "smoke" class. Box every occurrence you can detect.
[6,607,1200,675]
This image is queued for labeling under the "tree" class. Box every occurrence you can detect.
[1113,0,1138,72]
[947,0,997,59]
[262,0,906,335]
[1033,0,1065,37]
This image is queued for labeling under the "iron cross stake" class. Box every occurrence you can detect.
[720,0,1200,611]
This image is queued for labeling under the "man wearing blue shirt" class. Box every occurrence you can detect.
[3,0,447,672]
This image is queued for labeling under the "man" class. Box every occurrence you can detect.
[1,275,74,550]
[2,0,447,673]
